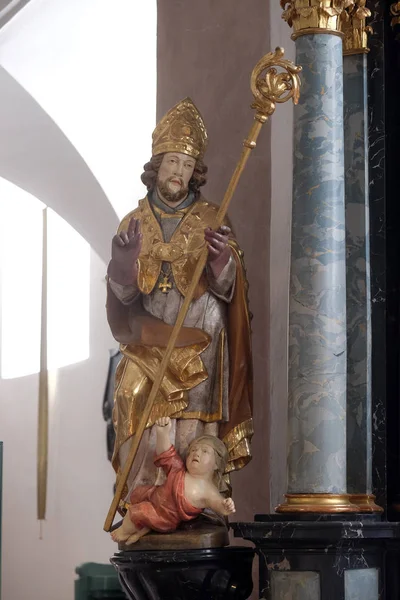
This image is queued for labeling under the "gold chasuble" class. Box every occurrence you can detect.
[107,195,253,491]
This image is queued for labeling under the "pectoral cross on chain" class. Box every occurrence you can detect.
[159,275,172,293]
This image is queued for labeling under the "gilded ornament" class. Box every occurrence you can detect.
[152,97,208,159]
[158,275,172,294]
[280,0,352,37]
[390,1,400,29]
[342,0,372,54]
[250,47,301,118]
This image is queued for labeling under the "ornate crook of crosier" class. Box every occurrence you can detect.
[250,47,302,118]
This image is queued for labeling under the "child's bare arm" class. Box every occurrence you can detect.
[203,486,236,516]
[155,417,172,455]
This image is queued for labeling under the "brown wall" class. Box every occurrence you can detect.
[267,3,295,511]
[157,0,272,520]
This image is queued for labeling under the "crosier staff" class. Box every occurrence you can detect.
[104,47,302,532]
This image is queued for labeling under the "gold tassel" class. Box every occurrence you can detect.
[37,207,48,523]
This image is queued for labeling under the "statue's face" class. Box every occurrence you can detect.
[186,442,217,478]
[157,152,195,203]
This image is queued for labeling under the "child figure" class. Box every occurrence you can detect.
[111,416,235,545]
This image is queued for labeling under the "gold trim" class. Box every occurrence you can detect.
[174,409,222,422]
[291,27,344,39]
[157,212,188,219]
[161,330,225,424]
[222,419,254,473]
[152,205,189,219]
[349,494,383,513]
[276,493,359,513]
[343,48,369,55]
[218,328,225,419]
[222,419,254,453]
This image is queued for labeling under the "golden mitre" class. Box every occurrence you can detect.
[152,97,208,160]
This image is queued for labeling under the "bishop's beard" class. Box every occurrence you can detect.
[157,177,189,204]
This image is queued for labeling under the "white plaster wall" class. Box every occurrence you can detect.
[1,249,117,600]
[0,1,157,598]
[268,11,295,511]
[0,0,157,220]
[0,65,118,264]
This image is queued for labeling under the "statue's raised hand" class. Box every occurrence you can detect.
[205,225,232,279]
[108,217,143,285]
[155,417,172,432]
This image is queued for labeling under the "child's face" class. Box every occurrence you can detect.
[186,442,217,477]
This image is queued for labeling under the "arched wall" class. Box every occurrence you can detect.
[0,0,157,223]
[0,66,118,263]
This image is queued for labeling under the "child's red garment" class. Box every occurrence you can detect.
[128,445,202,532]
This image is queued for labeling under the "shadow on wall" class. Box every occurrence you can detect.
[0,66,118,262]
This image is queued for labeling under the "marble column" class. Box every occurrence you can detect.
[277,0,356,512]
[342,9,381,511]
[287,33,348,498]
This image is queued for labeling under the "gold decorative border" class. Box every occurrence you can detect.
[343,47,369,55]
[292,27,344,39]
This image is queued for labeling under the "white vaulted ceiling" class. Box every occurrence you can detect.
[0,66,117,262]
[0,0,30,26]
[0,0,156,261]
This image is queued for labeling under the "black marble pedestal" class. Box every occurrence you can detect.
[111,547,255,600]
[232,515,400,600]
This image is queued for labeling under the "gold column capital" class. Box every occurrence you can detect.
[342,0,372,55]
[280,0,350,39]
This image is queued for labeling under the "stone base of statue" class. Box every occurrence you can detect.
[117,524,229,552]
[115,511,230,551]
[111,545,254,600]
[110,517,254,600]
[232,514,400,600]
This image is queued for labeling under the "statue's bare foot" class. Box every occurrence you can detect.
[110,513,136,543]
[125,527,150,546]
[111,526,127,542]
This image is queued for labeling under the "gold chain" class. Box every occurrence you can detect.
[158,264,172,293]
